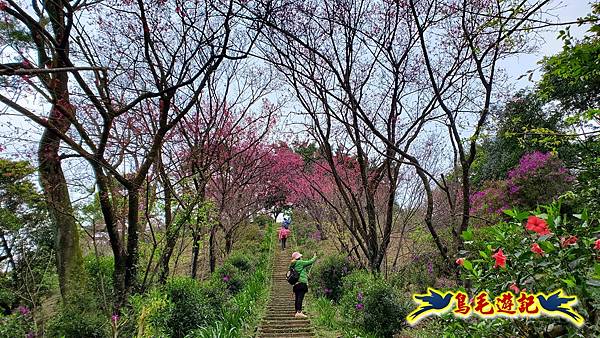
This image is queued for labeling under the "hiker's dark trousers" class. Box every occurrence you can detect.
[293,282,308,312]
[281,237,287,250]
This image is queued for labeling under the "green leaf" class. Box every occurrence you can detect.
[538,241,555,253]
[562,277,576,288]
[463,259,473,272]
[479,251,488,259]
[462,230,474,241]
[593,263,600,279]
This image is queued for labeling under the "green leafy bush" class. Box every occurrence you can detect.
[47,293,110,338]
[455,201,600,337]
[43,255,120,338]
[252,213,273,229]
[213,263,245,294]
[166,277,227,338]
[311,254,354,302]
[226,251,255,274]
[340,271,410,337]
[130,289,173,338]
[84,255,115,309]
[0,312,33,338]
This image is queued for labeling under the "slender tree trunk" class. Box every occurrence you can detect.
[93,166,126,307]
[415,168,451,267]
[224,230,233,255]
[190,209,204,279]
[208,224,217,273]
[158,174,173,284]
[456,166,472,252]
[124,187,140,295]
[190,231,202,279]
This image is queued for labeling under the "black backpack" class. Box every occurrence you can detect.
[286,265,299,285]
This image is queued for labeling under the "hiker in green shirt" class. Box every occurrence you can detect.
[290,251,317,318]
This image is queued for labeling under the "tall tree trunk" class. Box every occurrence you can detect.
[224,230,233,255]
[38,129,83,300]
[93,165,126,307]
[190,208,204,279]
[124,187,140,296]
[190,231,202,279]
[158,178,174,284]
[415,168,451,267]
[36,0,83,302]
[208,224,217,273]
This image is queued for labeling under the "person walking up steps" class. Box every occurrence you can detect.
[278,225,291,250]
[290,251,316,318]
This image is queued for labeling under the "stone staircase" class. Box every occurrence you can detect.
[258,249,314,338]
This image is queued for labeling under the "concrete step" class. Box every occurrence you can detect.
[262,318,311,323]
[260,322,311,329]
[258,249,314,338]
[260,333,313,338]
[259,327,314,334]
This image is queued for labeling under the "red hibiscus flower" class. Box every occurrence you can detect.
[560,235,578,248]
[594,239,600,251]
[531,243,544,255]
[456,258,465,266]
[525,216,551,236]
[509,283,520,295]
[492,248,507,269]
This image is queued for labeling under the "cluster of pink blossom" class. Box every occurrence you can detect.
[470,151,573,220]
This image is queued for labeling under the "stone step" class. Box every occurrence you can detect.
[260,322,311,329]
[258,249,314,338]
[259,327,314,334]
[260,333,313,338]
[262,318,311,323]
[262,315,310,320]
[267,304,295,307]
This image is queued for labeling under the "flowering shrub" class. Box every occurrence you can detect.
[507,152,574,209]
[470,180,510,216]
[455,202,600,336]
[0,308,34,338]
[311,254,355,302]
[339,271,410,337]
[470,152,573,226]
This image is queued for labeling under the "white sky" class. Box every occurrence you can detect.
[502,0,593,87]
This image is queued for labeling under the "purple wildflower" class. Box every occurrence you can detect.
[507,183,520,195]
[324,288,332,294]
[356,303,364,310]
[26,332,35,338]
[111,314,119,323]
[18,306,30,316]
[427,261,433,274]
[508,151,552,179]
[357,292,363,301]
[222,275,231,282]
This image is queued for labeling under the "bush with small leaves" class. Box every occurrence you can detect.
[340,271,410,337]
[311,254,355,302]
